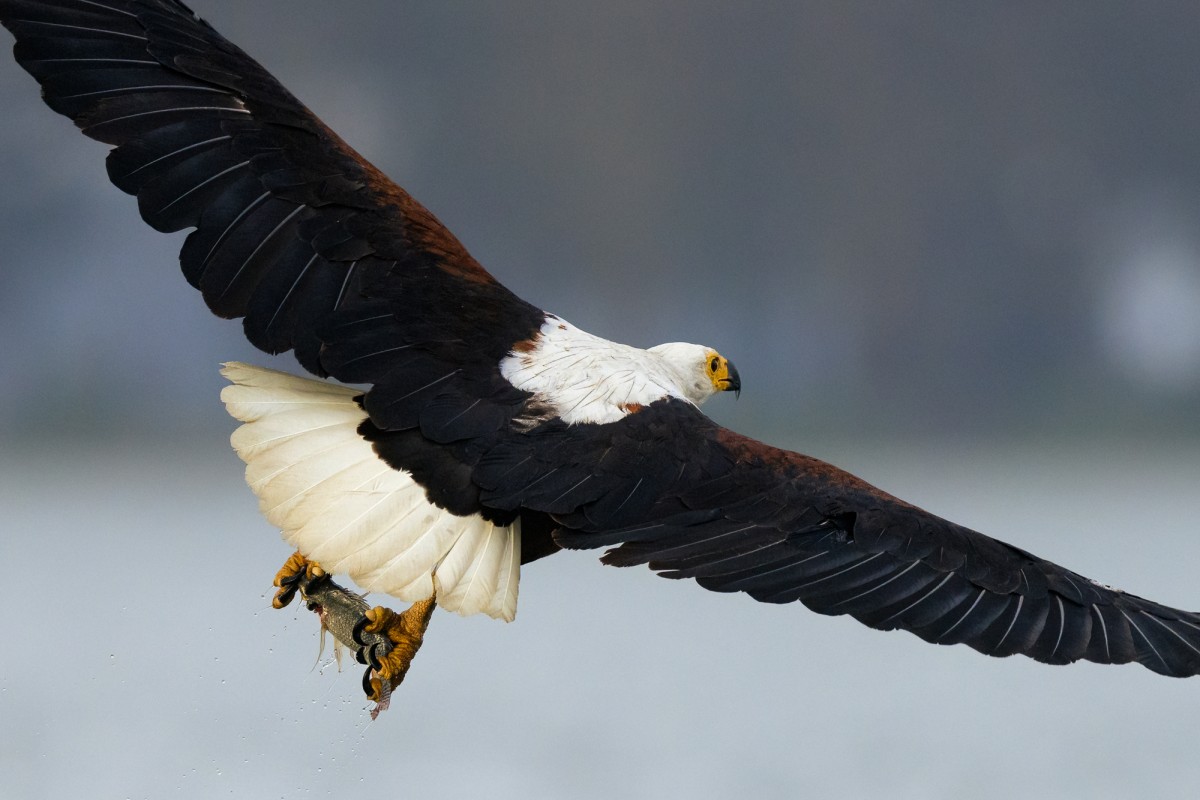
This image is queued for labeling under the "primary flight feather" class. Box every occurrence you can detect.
[2,0,1198,688]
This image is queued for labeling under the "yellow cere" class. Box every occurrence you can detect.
[706,350,731,390]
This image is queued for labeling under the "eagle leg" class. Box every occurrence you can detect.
[353,598,437,702]
[271,550,326,609]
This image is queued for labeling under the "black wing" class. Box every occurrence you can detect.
[473,400,1200,677]
[0,0,544,442]
[0,0,568,552]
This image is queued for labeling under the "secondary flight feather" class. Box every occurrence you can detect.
[2,0,1198,696]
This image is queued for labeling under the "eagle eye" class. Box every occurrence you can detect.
[709,356,720,373]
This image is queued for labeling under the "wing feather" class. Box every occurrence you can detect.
[529,401,1200,677]
[0,0,544,396]
[0,1,548,571]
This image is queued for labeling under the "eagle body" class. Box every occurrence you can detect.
[221,326,728,622]
[2,0,1199,681]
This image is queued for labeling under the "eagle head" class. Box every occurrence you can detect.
[648,342,741,404]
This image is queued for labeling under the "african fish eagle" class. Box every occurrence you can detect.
[1,0,1198,699]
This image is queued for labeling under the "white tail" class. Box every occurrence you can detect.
[220,362,519,621]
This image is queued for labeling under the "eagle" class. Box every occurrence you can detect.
[2,0,1198,703]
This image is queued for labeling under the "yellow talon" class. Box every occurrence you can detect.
[362,605,392,631]
[270,553,436,710]
[354,597,437,698]
[271,550,326,609]
[364,674,386,704]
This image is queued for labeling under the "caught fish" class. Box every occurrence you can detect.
[284,569,398,718]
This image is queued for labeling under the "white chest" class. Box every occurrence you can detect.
[499,316,689,425]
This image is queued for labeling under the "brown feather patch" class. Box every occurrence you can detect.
[510,336,540,354]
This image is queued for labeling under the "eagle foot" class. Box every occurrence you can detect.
[352,598,437,702]
[271,550,326,609]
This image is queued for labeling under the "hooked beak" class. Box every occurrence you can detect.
[719,362,741,399]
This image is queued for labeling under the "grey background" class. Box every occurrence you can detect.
[1,2,1198,798]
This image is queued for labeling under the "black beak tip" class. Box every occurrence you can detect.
[726,363,742,398]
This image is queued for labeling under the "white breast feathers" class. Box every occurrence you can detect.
[499,315,709,425]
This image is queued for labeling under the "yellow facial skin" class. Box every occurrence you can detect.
[705,350,741,396]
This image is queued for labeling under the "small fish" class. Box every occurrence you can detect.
[294,572,397,717]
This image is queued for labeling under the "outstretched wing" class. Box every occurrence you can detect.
[0,0,543,442]
[0,0,565,554]
[472,400,1200,677]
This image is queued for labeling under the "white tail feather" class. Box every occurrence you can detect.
[220,362,520,621]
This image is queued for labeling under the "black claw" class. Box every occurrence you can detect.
[361,665,375,698]
[366,643,385,672]
[274,584,298,607]
[351,614,371,647]
[353,643,384,670]
[278,570,304,588]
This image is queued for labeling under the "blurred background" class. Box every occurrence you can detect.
[1,2,1199,798]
